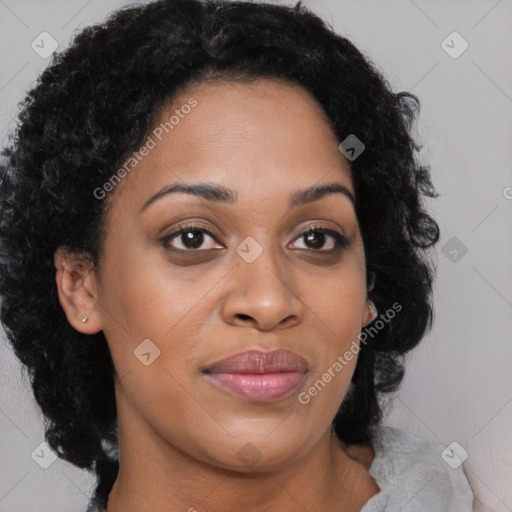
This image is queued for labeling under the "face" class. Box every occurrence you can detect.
[57,78,374,471]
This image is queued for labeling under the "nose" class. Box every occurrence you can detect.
[221,244,305,331]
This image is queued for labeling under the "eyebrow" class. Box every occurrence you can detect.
[138,181,355,214]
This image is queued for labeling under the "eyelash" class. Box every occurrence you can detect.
[159,222,349,254]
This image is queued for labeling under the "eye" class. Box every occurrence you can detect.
[160,223,349,254]
[160,224,222,251]
[290,226,349,252]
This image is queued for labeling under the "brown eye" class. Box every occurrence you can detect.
[160,225,222,251]
[291,227,349,252]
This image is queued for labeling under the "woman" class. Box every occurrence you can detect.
[0,0,473,510]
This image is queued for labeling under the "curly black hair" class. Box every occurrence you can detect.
[0,0,440,508]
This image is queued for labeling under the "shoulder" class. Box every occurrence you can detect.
[364,425,474,512]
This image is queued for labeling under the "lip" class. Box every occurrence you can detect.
[203,349,308,402]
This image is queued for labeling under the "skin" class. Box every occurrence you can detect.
[54,78,380,512]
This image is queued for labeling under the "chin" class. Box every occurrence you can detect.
[202,435,312,474]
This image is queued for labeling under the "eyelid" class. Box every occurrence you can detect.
[294,222,344,238]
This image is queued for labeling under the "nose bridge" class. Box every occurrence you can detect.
[237,233,290,296]
[222,234,303,329]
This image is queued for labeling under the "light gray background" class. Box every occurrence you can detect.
[1,0,511,510]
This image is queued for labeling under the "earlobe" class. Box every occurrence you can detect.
[362,299,377,327]
[54,247,102,334]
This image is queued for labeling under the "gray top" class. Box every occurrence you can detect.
[361,425,474,511]
[87,425,474,511]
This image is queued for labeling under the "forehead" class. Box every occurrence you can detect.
[107,77,353,213]
[161,77,339,152]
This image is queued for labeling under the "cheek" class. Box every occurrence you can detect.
[97,245,225,418]
[299,337,359,414]
[98,245,212,345]
[299,268,366,344]
[294,265,365,417]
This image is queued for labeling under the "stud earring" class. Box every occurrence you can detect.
[81,316,88,323]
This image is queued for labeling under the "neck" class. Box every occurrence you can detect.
[106,395,379,512]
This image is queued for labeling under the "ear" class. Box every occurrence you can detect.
[54,246,102,334]
[361,299,377,328]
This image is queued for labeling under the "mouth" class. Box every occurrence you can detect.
[202,349,308,402]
